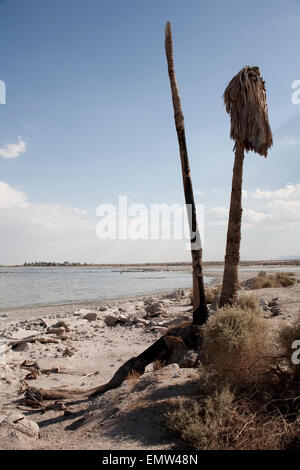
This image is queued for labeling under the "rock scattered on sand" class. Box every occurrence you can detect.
[0,412,39,439]
[145,300,166,318]
[119,303,136,314]
[104,313,119,327]
[46,326,66,337]
[161,315,190,329]
[83,312,98,322]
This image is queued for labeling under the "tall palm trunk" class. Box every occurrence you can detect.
[220,143,245,306]
[165,22,208,325]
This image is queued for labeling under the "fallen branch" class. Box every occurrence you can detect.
[20,324,202,411]
[9,335,59,350]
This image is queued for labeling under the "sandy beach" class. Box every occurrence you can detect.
[0,265,299,449]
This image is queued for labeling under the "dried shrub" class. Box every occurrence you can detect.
[202,306,275,386]
[165,387,235,449]
[165,310,300,450]
[126,370,141,387]
[204,285,221,304]
[244,271,297,290]
[236,293,259,311]
[278,314,300,380]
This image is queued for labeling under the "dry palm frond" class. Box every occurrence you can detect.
[224,66,273,157]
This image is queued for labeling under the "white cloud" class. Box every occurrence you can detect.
[206,206,228,218]
[206,220,227,227]
[243,209,269,226]
[195,190,205,196]
[0,181,95,248]
[0,181,28,208]
[253,183,300,200]
[0,137,27,159]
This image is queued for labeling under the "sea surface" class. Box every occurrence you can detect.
[1,265,298,310]
[0,267,209,309]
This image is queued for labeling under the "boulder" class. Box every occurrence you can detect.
[104,314,119,327]
[145,301,165,317]
[161,315,190,329]
[118,314,130,324]
[83,312,98,322]
[0,412,39,438]
[51,321,71,331]
[46,326,66,337]
[119,303,136,314]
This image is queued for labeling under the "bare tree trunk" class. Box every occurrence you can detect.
[220,143,245,306]
[165,22,208,325]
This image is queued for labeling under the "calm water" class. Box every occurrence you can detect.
[0,267,209,309]
[1,266,298,310]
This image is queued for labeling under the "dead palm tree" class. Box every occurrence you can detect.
[165,22,208,325]
[220,66,273,306]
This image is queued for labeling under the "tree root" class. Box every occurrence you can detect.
[20,324,203,412]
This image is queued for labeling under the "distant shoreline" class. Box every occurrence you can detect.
[1,260,300,269]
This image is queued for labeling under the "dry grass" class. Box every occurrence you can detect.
[236,292,259,311]
[165,307,300,449]
[205,285,221,305]
[166,390,299,450]
[166,387,234,449]
[278,314,300,380]
[126,370,141,387]
[244,271,297,289]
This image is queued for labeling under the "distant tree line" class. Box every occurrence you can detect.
[23,261,89,266]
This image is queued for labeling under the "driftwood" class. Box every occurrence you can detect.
[9,335,59,350]
[20,324,203,409]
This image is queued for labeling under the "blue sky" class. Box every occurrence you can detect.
[0,0,300,264]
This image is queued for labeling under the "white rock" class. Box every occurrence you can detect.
[135,301,145,310]
[162,363,180,374]
[145,301,165,317]
[0,412,39,438]
[118,314,130,323]
[133,317,148,325]
[74,308,94,315]
[46,326,66,336]
[98,306,107,311]
[119,303,136,314]
[145,363,155,373]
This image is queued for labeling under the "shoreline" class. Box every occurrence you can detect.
[1,264,299,316]
[2,259,300,269]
